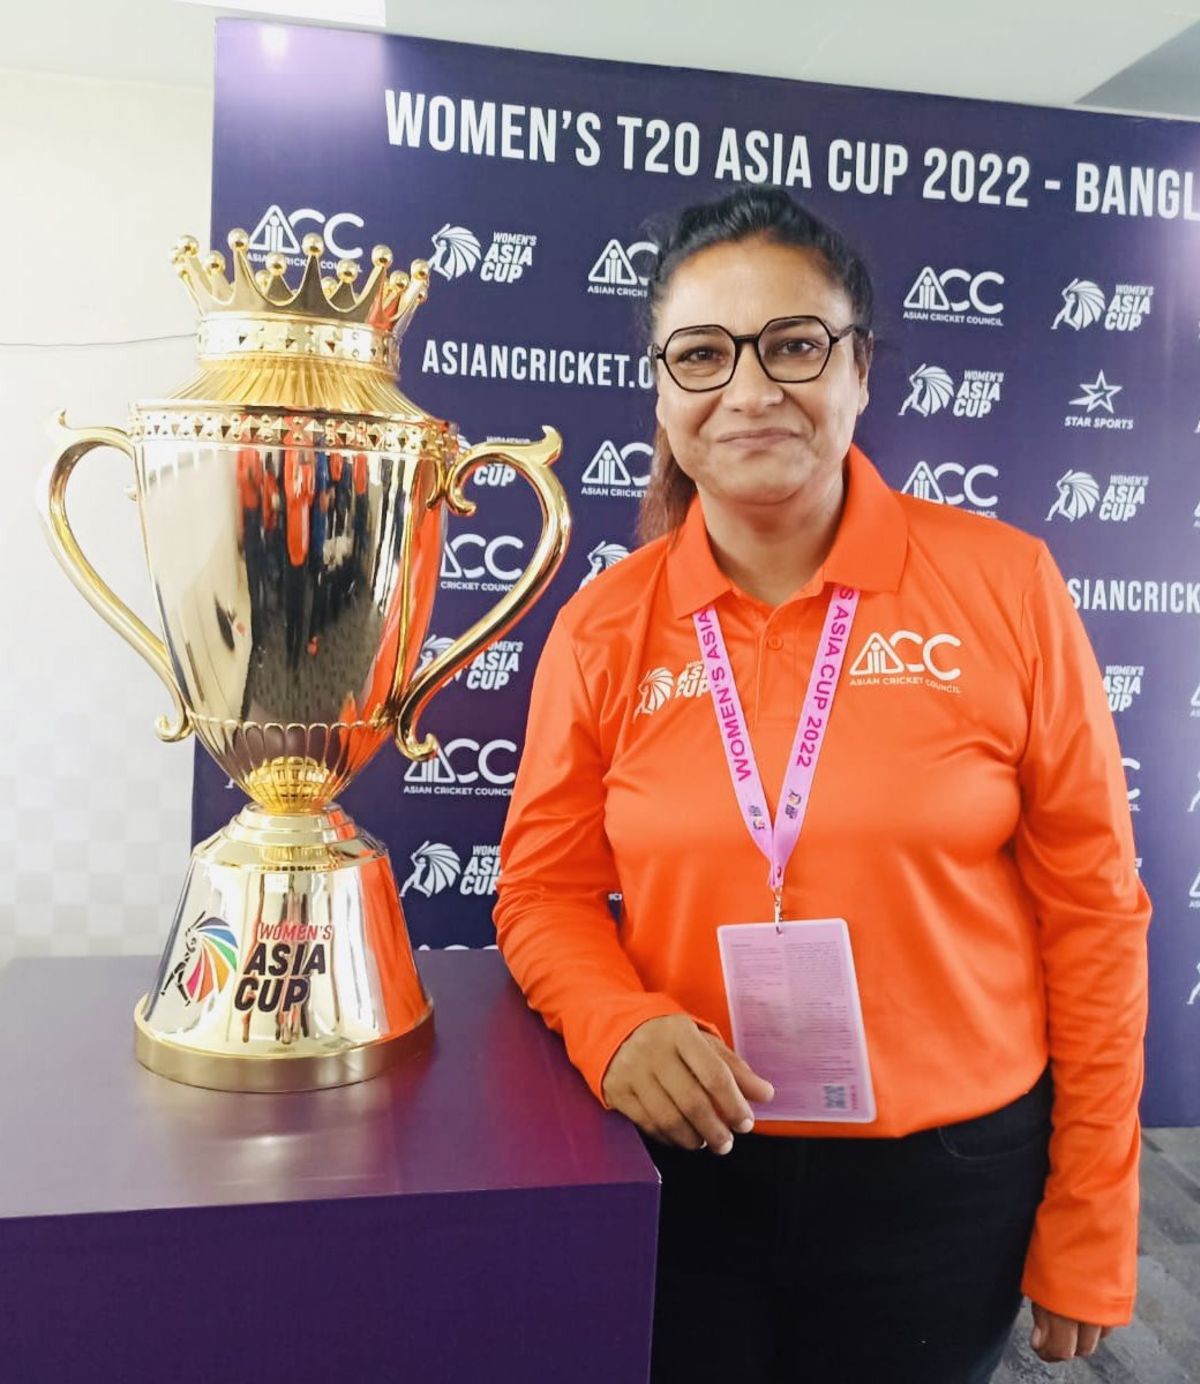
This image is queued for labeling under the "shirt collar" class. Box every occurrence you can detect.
[666,443,908,618]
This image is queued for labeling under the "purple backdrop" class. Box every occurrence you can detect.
[195,18,1200,1125]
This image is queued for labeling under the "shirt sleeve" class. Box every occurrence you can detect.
[1014,542,1151,1326]
[494,610,710,1103]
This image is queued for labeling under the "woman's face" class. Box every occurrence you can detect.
[652,238,870,517]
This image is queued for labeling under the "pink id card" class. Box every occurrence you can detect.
[717,918,876,1123]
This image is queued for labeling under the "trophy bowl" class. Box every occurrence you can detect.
[39,230,570,1091]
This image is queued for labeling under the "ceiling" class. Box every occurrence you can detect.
[3,0,1199,118]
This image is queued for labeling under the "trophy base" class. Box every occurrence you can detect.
[134,803,434,1093]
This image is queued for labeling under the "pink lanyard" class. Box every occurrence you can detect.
[693,585,860,926]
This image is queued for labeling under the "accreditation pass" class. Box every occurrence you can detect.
[717,918,876,1123]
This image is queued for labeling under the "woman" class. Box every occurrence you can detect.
[493,187,1149,1383]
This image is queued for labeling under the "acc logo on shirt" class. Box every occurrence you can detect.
[901,460,998,513]
[580,440,653,499]
[899,365,1004,419]
[248,203,365,264]
[399,841,500,897]
[902,266,1005,326]
[403,739,517,796]
[1051,279,1154,332]
[848,630,963,691]
[441,533,525,591]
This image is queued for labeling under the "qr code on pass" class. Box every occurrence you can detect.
[822,1083,848,1111]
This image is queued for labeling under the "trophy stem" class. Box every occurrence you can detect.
[134,804,433,1093]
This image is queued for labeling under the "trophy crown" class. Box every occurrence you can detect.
[171,229,431,347]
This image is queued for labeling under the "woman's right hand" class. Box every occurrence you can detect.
[601,1014,775,1154]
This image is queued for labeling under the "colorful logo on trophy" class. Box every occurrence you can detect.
[162,916,239,1006]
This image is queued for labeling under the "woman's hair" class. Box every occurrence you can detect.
[636,186,875,544]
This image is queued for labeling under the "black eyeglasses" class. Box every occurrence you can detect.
[650,315,868,392]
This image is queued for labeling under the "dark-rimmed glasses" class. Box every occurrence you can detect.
[650,316,867,392]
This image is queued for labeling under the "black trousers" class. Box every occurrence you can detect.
[645,1069,1052,1384]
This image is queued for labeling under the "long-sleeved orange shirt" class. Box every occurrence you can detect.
[494,444,1150,1326]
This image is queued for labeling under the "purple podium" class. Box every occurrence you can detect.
[0,951,659,1383]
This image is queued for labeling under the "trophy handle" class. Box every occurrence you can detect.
[395,426,571,760]
[39,414,192,743]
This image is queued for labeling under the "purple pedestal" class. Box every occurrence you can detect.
[0,952,658,1383]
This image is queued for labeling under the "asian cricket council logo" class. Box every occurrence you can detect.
[400,842,500,898]
[441,532,525,592]
[1103,665,1144,713]
[901,460,999,515]
[899,366,1003,419]
[579,541,631,589]
[247,203,365,268]
[848,630,963,693]
[587,238,658,298]
[429,224,537,284]
[1046,471,1148,523]
[402,739,517,798]
[902,266,1005,326]
[417,634,524,692]
[581,440,653,499]
[1122,757,1140,812]
[1191,682,1200,720]
[634,660,710,717]
[1190,868,1200,911]
[1051,279,1154,332]
[1065,371,1132,430]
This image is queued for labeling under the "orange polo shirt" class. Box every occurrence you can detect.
[494,444,1150,1326]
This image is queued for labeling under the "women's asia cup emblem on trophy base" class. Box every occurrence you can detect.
[39,229,570,1092]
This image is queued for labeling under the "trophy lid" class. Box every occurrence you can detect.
[162,230,434,419]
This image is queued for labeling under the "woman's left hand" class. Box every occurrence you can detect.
[1029,1302,1116,1362]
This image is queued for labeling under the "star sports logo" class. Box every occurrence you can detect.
[1051,279,1154,332]
[1046,471,1148,523]
[898,365,1003,419]
[1065,371,1133,430]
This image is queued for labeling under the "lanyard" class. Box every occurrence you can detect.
[694,585,859,928]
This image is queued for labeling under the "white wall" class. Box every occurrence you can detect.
[0,69,213,964]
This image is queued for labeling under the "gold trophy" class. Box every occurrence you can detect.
[40,230,570,1092]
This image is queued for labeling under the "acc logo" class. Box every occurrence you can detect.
[403,739,517,797]
[587,238,658,298]
[429,224,537,284]
[1189,773,1200,815]
[902,266,1005,326]
[901,460,998,514]
[1065,371,1132,430]
[581,440,653,499]
[1052,279,1154,332]
[899,365,1004,419]
[248,204,364,263]
[634,661,710,717]
[580,541,631,589]
[849,630,963,692]
[400,841,500,898]
[1122,757,1140,811]
[417,634,523,692]
[1191,682,1200,720]
[441,533,525,591]
[1047,471,1148,523]
[1103,665,1144,713]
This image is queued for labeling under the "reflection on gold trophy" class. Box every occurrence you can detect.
[40,229,570,1091]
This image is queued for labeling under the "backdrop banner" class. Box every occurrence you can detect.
[201,18,1200,1124]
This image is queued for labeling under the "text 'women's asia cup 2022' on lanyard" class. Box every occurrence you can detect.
[695,586,877,1124]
